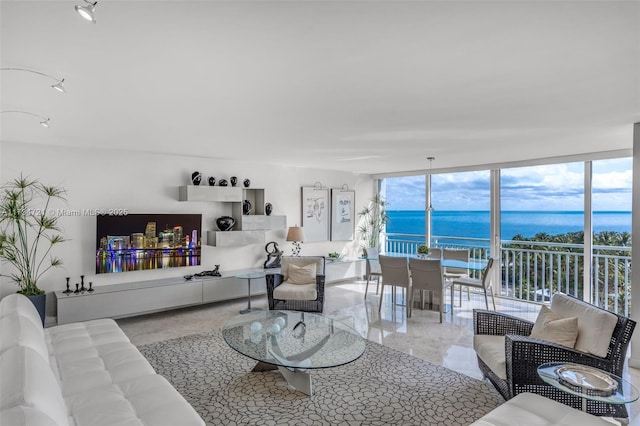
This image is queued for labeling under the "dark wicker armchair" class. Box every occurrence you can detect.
[265,256,326,313]
[473,300,636,418]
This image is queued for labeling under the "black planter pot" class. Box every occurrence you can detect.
[26,293,46,326]
[216,216,236,231]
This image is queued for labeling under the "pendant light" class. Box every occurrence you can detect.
[0,111,51,128]
[0,68,66,93]
[75,0,98,23]
[427,156,435,212]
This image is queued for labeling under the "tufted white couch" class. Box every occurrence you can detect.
[0,294,204,426]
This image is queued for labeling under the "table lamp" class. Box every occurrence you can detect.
[286,226,305,256]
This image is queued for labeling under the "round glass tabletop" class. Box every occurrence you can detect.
[234,271,267,280]
[222,310,365,370]
[537,362,639,405]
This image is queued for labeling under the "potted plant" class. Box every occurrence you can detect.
[0,175,67,325]
[357,194,389,254]
[417,244,429,258]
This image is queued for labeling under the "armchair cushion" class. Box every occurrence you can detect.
[551,293,617,357]
[273,282,317,301]
[287,263,317,285]
[530,305,579,348]
[473,335,506,380]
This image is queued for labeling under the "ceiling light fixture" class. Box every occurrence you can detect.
[75,0,97,23]
[0,68,66,93]
[0,111,51,128]
[427,156,435,212]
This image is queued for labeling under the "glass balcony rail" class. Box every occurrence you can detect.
[384,233,631,316]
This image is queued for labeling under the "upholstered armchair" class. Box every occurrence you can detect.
[266,256,326,313]
[473,293,636,418]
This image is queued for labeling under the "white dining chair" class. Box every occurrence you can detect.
[443,248,470,304]
[378,255,412,317]
[364,247,382,299]
[408,258,451,323]
[451,257,495,311]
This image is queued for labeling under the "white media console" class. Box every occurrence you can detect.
[55,259,364,324]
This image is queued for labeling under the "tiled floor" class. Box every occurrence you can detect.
[117,279,639,422]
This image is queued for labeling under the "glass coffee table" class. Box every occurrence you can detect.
[537,362,639,413]
[222,310,366,396]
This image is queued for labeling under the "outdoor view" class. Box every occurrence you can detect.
[381,158,632,314]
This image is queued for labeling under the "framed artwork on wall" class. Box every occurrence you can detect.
[331,188,355,241]
[301,185,330,242]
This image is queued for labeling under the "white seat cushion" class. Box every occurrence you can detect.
[0,346,70,426]
[551,293,617,358]
[64,374,205,426]
[473,335,506,380]
[470,392,612,425]
[273,282,317,301]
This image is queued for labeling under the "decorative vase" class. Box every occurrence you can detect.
[218,179,228,187]
[230,176,238,187]
[243,178,251,188]
[191,171,202,186]
[265,202,273,216]
[26,293,46,326]
[243,200,252,215]
[208,177,216,186]
[216,216,236,231]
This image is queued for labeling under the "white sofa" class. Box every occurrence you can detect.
[0,294,204,426]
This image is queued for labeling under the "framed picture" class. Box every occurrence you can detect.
[331,188,355,241]
[301,186,330,242]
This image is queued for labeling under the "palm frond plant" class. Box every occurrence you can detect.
[357,194,389,251]
[0,175,67,296]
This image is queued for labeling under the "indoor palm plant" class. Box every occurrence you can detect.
[0,175,67,323]
[357,194,389,253]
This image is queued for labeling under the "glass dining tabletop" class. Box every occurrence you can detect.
[364,252,488,271]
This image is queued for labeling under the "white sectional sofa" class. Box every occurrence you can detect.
[0,294,204,426]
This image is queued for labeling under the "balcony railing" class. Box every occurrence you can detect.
[384,233,632,316]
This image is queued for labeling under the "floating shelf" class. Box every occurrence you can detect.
[178,185,242,202]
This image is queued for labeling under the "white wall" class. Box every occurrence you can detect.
[0,142,374,313]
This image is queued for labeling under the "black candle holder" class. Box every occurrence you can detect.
[88,282,94,292]
[73,283,80,294]
[80,275,86,292]
[63,277,72,294]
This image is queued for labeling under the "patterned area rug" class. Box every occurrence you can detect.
[138,331,502,425]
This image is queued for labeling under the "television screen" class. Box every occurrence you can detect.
[96,213,202,274]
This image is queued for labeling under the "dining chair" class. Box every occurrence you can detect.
[427,247,442,259]
[443,248,470,304]
[408,258,451,323]
[378,255,412,317]
[364,247,382,299]
[452,257,495,311]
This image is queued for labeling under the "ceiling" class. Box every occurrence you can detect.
[1,1,639,175]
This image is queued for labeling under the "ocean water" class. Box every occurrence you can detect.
[386,210,632,242]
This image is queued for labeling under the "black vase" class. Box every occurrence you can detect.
[243,200,252,215]
[265,203,273,216]
[230,176,238,187]
[216,216,236,231]
[243,178,251,188]
[219,179,228,187]
[191,171,202,186]
[208,177,216,186]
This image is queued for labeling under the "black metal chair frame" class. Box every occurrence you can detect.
[473,299,636,418]
[265,256,326,313]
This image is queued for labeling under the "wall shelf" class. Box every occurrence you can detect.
[178,185,242,202]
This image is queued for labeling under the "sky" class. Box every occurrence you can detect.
[384,157,632,211]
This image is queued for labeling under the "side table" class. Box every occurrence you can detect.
[537,362,639,417]
[235,271,266,314]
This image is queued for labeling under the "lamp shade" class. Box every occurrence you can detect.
[286,226,305,242]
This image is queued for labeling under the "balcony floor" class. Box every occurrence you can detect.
[117,278,639,422]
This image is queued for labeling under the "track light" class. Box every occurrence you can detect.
[1,111,51,128]
[0,68,66,93]
[75,0,97,23]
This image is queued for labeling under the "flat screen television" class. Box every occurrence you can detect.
[96,213,202,274]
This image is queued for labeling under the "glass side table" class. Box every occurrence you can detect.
[537,362,639,413]
[235,271,266,314]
